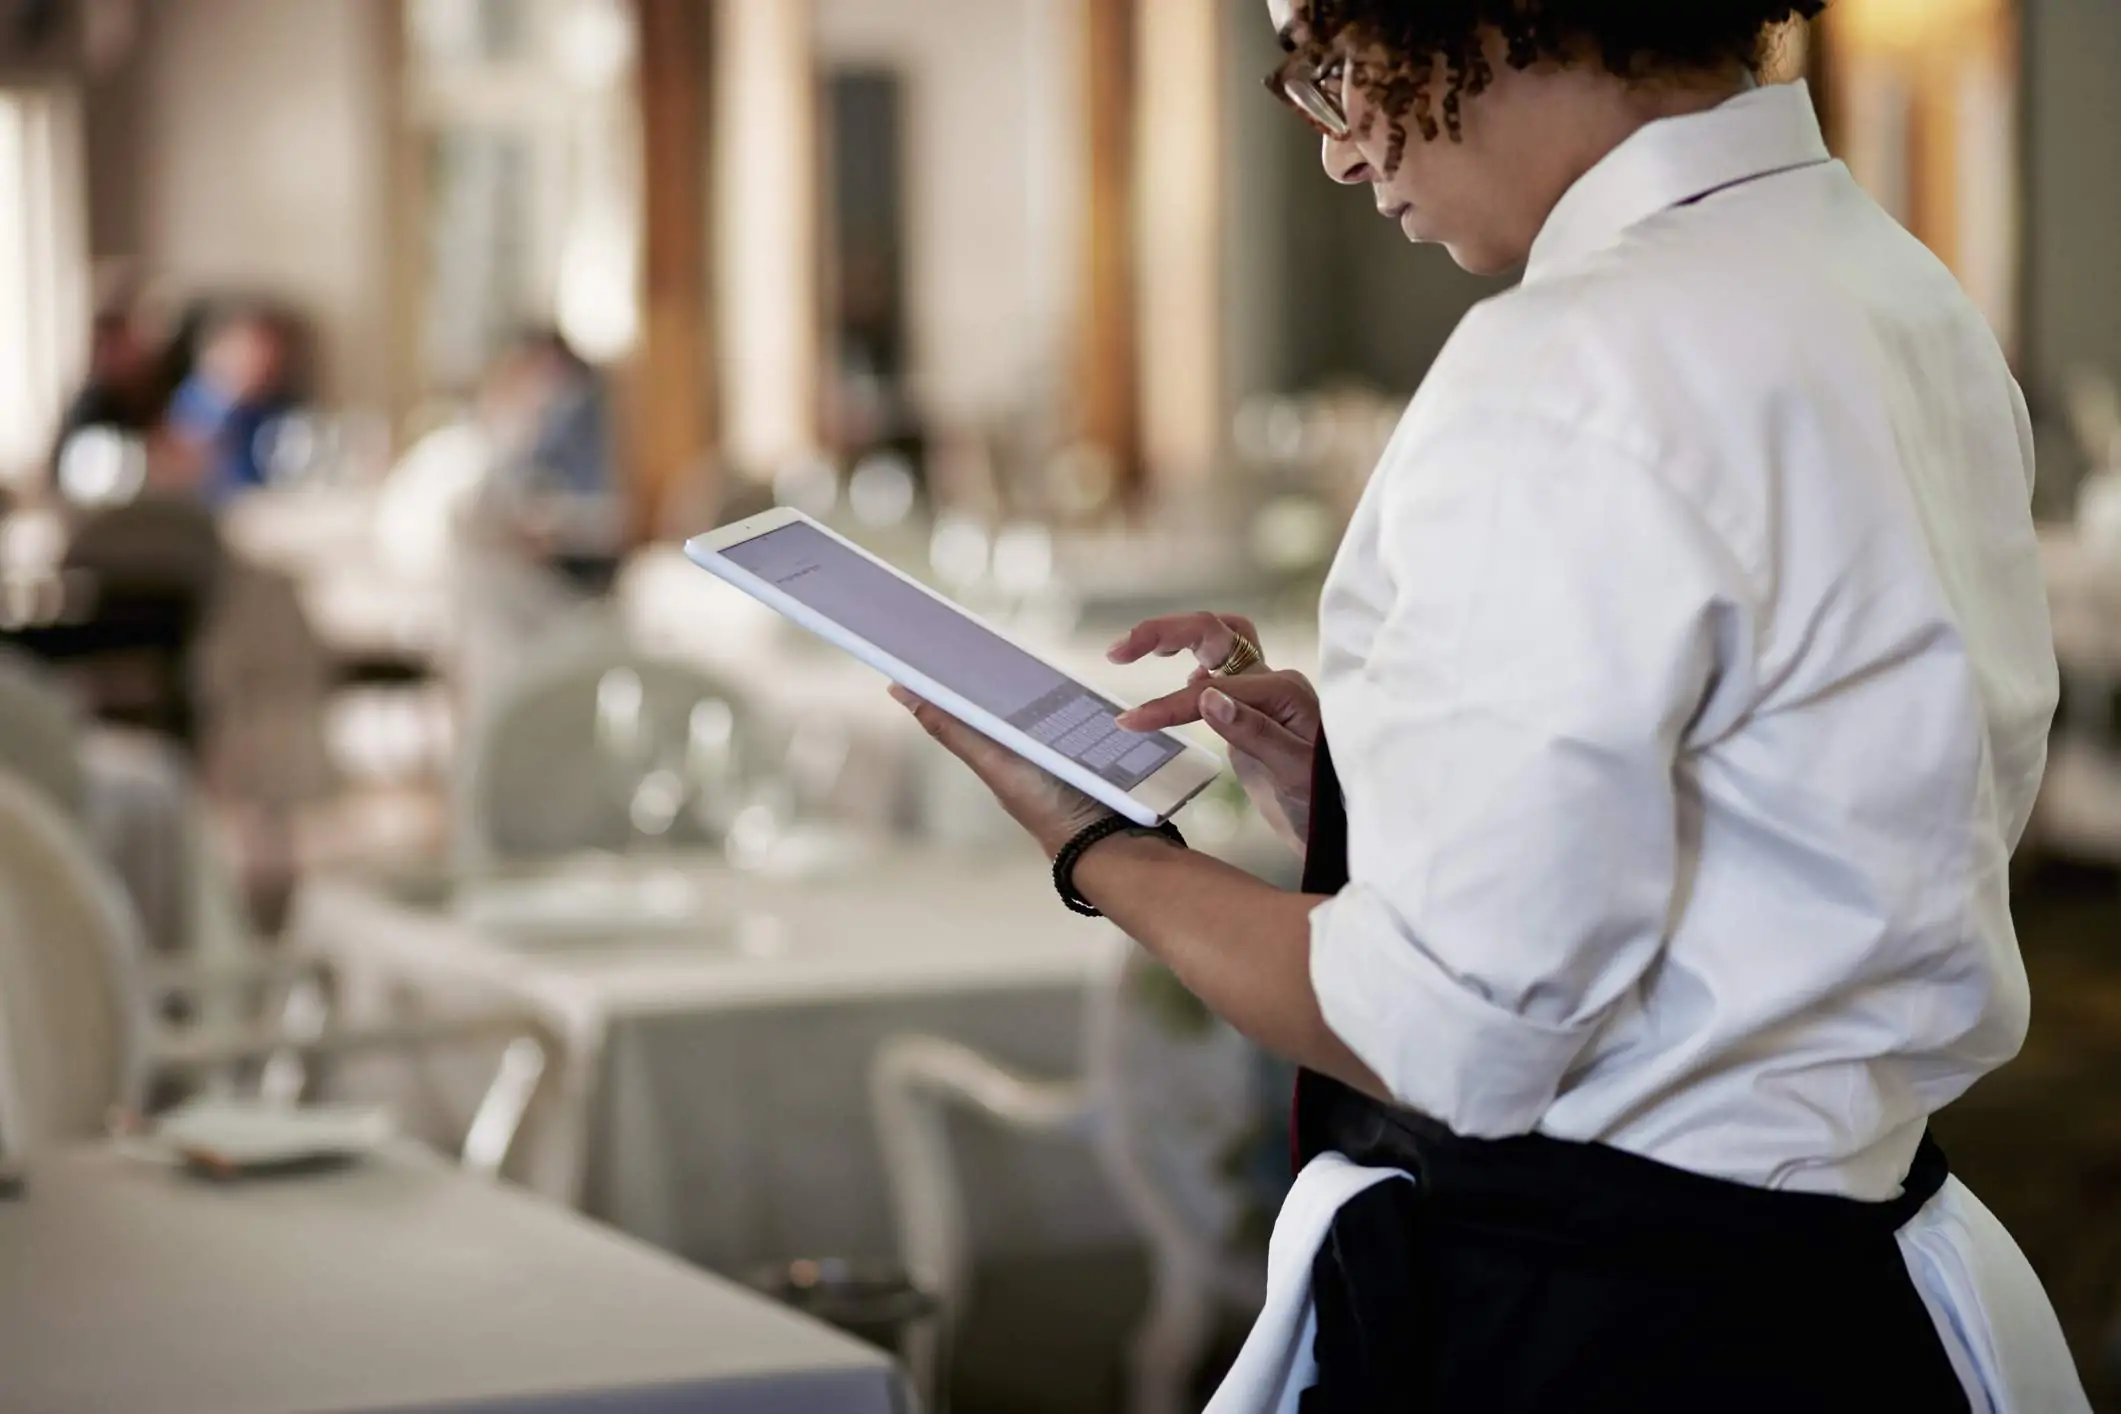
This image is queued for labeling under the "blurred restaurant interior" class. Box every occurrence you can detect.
[0,0,2117,1409]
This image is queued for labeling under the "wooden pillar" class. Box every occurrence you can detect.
[1079,0,1139,495]
[713,0,818,483]
[632,0,712,536]
[1134,0,1222,492]
[1819,0,2020,351]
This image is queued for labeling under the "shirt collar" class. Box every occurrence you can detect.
[1524,80,1830,282]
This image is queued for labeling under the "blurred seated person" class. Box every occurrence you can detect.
[164,305,297,506]
[477,327,624,590]
[48,303,165,506]
[52,305,159,462]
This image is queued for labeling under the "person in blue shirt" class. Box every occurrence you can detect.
[166,307,294,505]
[478,327,622,579]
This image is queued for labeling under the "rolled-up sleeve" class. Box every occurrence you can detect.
[1310,409,1744,1136]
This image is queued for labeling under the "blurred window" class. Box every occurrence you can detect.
[0,85,86,483]
[402,0,640,393]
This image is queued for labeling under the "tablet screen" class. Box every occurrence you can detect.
[722,521,1184,790]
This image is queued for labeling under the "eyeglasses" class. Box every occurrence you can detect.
[1265,49,1349,140]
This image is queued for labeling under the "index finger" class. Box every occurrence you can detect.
[1105,612,1261,667]
[1114,683,1210,733]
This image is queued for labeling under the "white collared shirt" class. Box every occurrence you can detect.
[1308,81,2059,1200]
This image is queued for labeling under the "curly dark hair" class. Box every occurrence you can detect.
[1292,1,1827,172]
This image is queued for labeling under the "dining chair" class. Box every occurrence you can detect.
[454,638,753,867]
[0,646,88,817]
[63,494,226,600]
[0,649,244,977]
[872,930,1264,1414]
[60,495,228,745]
[0,769,554,1177]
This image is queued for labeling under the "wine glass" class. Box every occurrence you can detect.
[595,666,749,852]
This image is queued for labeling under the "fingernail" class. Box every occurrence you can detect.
[1105,637,1130,661]
[1203,688,1235,724]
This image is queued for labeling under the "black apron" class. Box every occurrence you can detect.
[1292,734,1970,1413]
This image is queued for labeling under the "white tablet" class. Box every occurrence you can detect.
[684,508,1221,827]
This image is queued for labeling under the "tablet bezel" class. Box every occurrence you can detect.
[684,507,1221,827]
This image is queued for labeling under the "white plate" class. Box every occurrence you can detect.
[148,1098,395,1171]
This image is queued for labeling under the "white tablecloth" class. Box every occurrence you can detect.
[221,485,455,666]
[292,848,1134,1272]
[0,1143,898,1414]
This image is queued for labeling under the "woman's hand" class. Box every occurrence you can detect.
[891,686,1110,858]
[1108,612,1320,851]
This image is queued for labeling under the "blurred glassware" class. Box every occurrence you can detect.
[774,454,841,518]
[928,512,990,595]
[783,712,852,816]
[1250,495,1337,575]
[683,696,741,835]
[593,666,664,841]
[257,410,338,487]
[722,711,875,877]
[848,451,917,528]
[1298,401,1341,465]
[1232,394,1308,472]
[55,427,147,507]
[593,665,751,850]
[990,522,1055,598]
[594,665,649,766]
[723,781,793,872]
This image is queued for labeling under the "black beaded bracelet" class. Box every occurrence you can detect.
[1052,815,1187,917]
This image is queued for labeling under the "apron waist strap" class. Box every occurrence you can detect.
[1298,1073,1948,1264]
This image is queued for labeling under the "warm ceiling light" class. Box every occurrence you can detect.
[1833,0,2002,52]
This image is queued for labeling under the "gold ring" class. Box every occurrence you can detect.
[1211,634,1263,677]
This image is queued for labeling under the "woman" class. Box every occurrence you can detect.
[897,1,2085,1409]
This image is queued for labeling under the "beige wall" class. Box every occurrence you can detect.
[89,0,395,412]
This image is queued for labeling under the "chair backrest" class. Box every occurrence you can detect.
[1080,936,1262,1278]
[0,771,151,1149]
[0,647,86,817]
[63,494,225,603]
[456,641,751,865]
[191,560,335,807]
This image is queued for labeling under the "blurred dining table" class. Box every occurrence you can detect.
[0,1142,899,1414]
[291,844,1139,1274]
[220,484,454,672]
